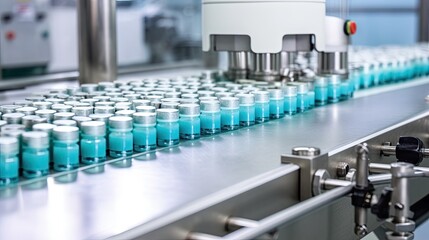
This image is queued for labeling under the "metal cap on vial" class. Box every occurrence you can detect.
[236,94,255,105]
[156,109,179,121]
[179,104,200,116]
[109,116,133,130]
[80,121,106,136]
[0,137,19,154]
[53,126,79,141]
[136,106,156,113]
[200,101,220,112]
[53,120,77,127]
[2,113,25,124]
[283,86,298,97]
[269,89,284,100]
[220,97,240,109]
[253,91,270,102]
[133,112,156,125]
[22,131,49,148]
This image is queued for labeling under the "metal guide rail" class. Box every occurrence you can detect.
[1,79,429,239]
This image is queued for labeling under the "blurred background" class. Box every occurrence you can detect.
[0,0,427,80]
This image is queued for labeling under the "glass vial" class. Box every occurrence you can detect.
[53,126,80,171]
[200,101,221,135]
[22,131,50,178]
[269,89,285,119]
[33,123,56,166]
[179,104,201,140]
[283,86,298,116]
[290,83,308,113]
[156,109,180,147]
[314,77,328,106]
[109,116,133,158]
[307,91,315,109]
[80,121,107,164]
[133,112,157,152]
[237,94,256,126]
[328,75,342,103]
[220,97,240,131]
[253,91,270,123]
[0,137,19,185]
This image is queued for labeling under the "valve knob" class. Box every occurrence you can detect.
[371,187,393,219]
[344,20,357,36]
[396,136,424,166]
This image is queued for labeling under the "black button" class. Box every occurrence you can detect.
[2,13,13,23]
[36,13,45,22]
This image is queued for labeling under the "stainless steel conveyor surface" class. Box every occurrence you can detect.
[1,79,429,239]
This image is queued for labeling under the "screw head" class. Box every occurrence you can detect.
[292,146,321,156]
[336,162,350,178]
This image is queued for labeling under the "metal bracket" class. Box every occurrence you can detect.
[281,147,329,200]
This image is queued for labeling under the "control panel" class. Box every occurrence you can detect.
[0,0,51,79]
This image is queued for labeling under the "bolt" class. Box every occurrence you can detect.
[394,203,404,210]
[336,162,350,178]
[355,224,368,238]
[291,146,321,156]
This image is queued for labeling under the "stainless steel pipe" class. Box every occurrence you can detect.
[77,0,117,84]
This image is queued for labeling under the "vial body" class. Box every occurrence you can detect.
[109,130,133,158]
[255,102,270,123]
[328,82,341,103]
[221,108,240,131]
[314,84,328,106]
[157,121,180,147]
[81,135,106,164]
[22,147,49,178]
[179,116,200,140]
[307,91,315,109]
[0,154,19,185]
[296,93,307,113]
[53,141,79,171]
[269,99,285,119]
[239,105,255,126]
[200,111,221,135]
[284,96,297,115]
[133,124,157,152]
[340,82,350,101]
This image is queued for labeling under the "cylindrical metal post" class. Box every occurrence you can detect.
[251,53,280,82]
[77,0,117,84]
[354,144,370,237]
[226,51,248,80]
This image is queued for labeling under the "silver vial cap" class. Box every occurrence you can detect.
[53,126,79,141]
[198,90,215,97]
[94,106,116,114]
[81,121,106,136]
[179,104,200,116]
[314,76,328,87]
[269,89,284,100]
[161,102,180,109]
[165,92,181,98]
[181,93,199,99]
[156,109,179,121]
[95,101,115,107]
[0,137,19,154]
[51,104,72,112]
[2,113,25,124]
[72,116,92,128]
[236,94,255,105]
[136,106,156,113]
[180,98,200,104]
[0,105,20,114]
[33,101,53,110]
[80,99,99,106]
[253,91,270,102]
[14,100,33,107]
[22,115,41,129]
[1,124,25,132]
[283,86,298,97]
[53,120,77,127]
[216,92,234,99]
[89,114,113,123]
[33,123,56,134]
[54,112,75,120]
[0,120,7,128]
[199,96,218,102]
[72,106,93,117]
[328,74,342,85]
[161,98,182,103]
[35,109,56,122]
[200,101,220,112]
[80,83,99,93]
[16,107,38,115]
[133,112,156,125]
[22,131,49,148]
[287,83,308,94]
[109,116,133,130]
[220,97,240,109]
[132,99,151,107]
[115,110,136,117]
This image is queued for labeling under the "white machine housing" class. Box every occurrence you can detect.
[202,0,326,53]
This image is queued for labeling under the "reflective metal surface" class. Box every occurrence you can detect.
[1,79,429,239]
[78,0,117,84]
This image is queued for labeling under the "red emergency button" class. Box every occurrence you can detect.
[5,31,15,41]
[344,20,357,36]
